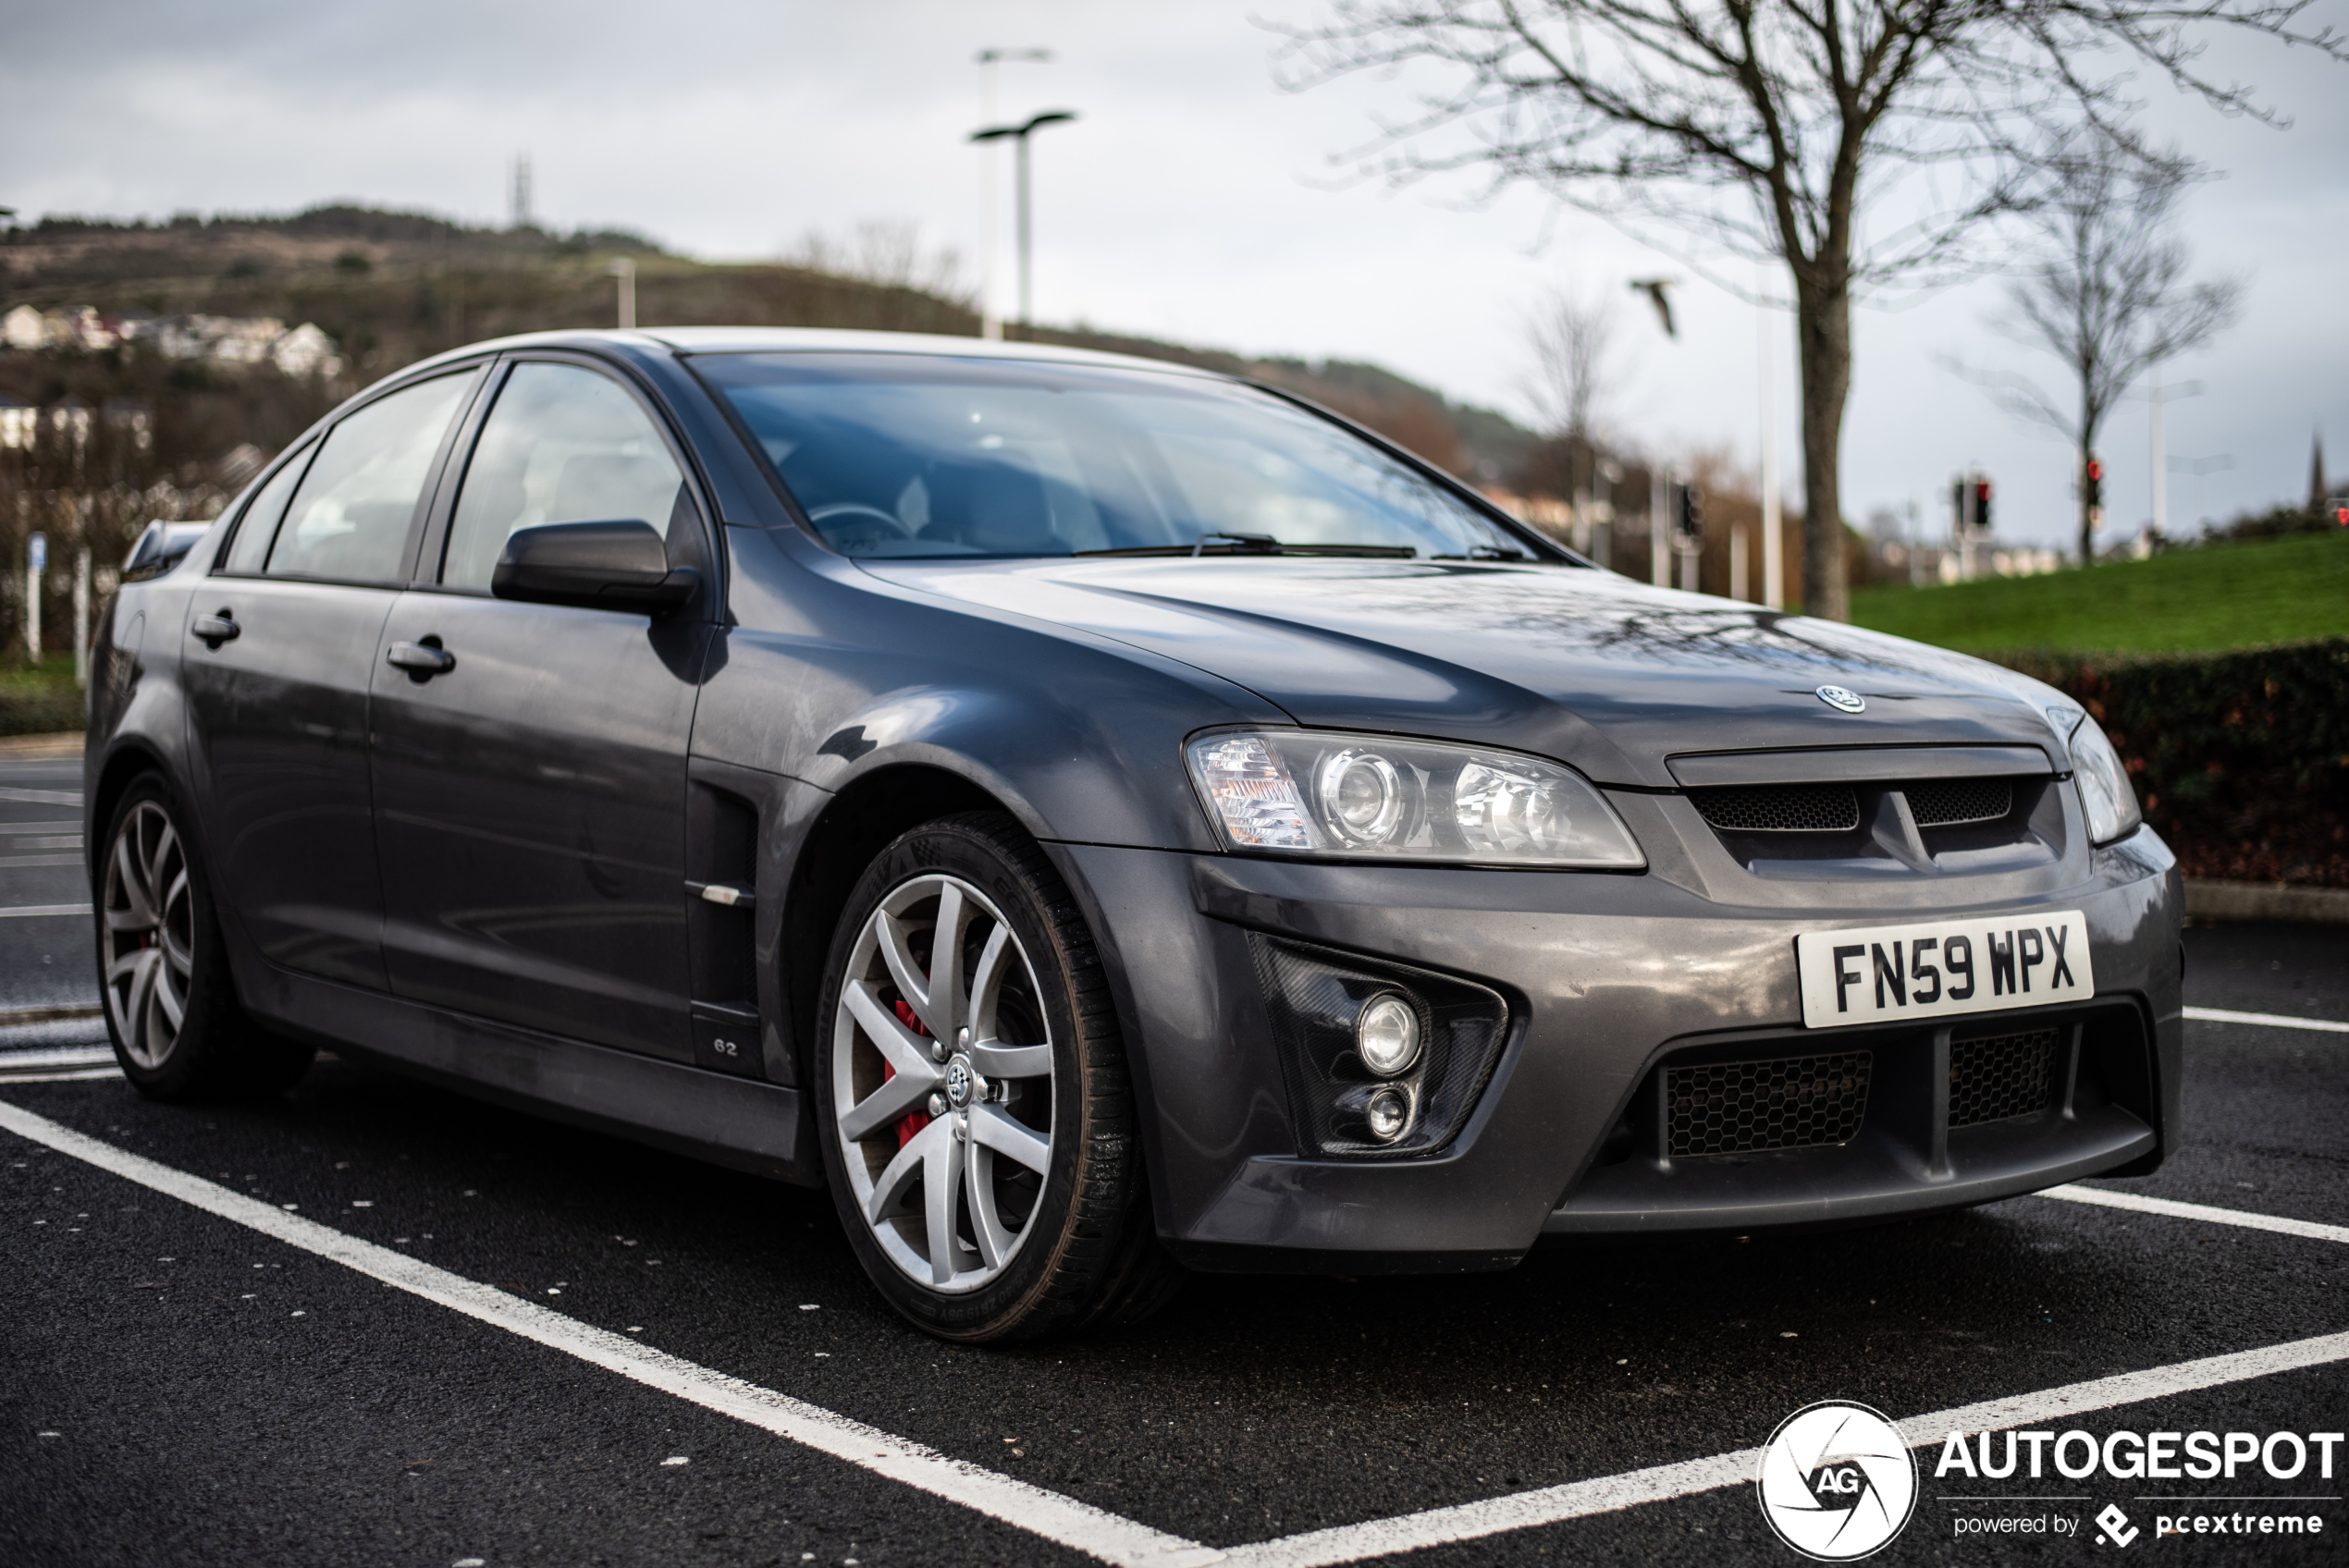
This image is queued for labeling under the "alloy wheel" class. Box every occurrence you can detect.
[102,800,195,1069]
[830,873,1057,1292]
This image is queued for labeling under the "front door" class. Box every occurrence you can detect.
[368,357,713,1061]
[183,369,478,989]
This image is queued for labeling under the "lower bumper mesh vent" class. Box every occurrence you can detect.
[1692,784,1860,833]
[1949,1026,2060,1126]
[1666,1051,1872,1157]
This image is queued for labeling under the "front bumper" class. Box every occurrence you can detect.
[1053,825,2182,1274]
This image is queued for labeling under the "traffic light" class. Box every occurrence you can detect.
[1973,477,1993,533]
[2084,458,2102,510]
[1675,483,1703,539]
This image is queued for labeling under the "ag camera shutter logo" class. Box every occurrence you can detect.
[1758,1401,1918,1560]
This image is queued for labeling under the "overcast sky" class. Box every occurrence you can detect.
[6,0,2345,547]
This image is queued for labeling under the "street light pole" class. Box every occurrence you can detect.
[970,111,1076,337]
[975,49,1052,342]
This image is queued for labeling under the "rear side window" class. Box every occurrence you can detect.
[439,362,689,592]
[220,445,315,574]
[265,374,472,584]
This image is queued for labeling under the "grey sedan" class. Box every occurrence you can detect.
[86,328,2179,1341]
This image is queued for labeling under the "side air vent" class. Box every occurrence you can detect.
[1907,778,2016,828]
[1666,1050,1873,1157]
[1692,784,1861,834]
[1949,1025,2060,1127]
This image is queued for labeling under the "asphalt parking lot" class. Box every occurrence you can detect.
[3,742,2343,1567]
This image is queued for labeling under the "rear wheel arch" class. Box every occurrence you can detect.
[90,741,177,881]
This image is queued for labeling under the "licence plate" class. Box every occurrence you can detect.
[1795,910,2093,1028]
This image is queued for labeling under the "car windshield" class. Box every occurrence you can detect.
[693,351,1551,561]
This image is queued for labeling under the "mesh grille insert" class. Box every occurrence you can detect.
[1692,784,1860,834]
[1907,778,2016,827]
[1666,1051,1872,1157]
[1949,1026,2060,1127]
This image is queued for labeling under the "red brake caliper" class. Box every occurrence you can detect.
[884,999,934,1149]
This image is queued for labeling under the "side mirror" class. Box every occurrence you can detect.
[490,520,697,612]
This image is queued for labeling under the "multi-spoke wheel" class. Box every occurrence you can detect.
[816,811,1181,1341]
[833,872,1055,1292]
[102,799,193,1069]
[95,775,313,1099]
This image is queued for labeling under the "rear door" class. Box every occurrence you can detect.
[368,355,716,1061]
[183,368,481,990]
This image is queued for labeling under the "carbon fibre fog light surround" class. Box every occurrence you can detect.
[1248,936,1511,1158]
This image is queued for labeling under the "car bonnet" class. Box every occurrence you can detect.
[857,556,2069,790]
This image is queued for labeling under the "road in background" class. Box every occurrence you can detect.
[3,743,2342,1566]
[0,739,104,1055]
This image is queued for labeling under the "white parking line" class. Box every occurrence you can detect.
[0,1099,1221,1568]
[2036,1183,2349,1245]
[0,787,82,804]
[0,903,92,919]
[1218,1331,2349,1568]
[2184,1005,2349,1035]
[5,1091,2346,1566]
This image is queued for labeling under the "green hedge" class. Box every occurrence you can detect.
[1998,638,2349,888]
[0,658,86,739]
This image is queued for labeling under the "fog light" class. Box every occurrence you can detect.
[1356,994,1421,1076]
[1366,1086,1411,1142]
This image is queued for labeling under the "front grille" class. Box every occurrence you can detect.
[1949,1026,2060,1126]
[1666,1051,1872,1157]
[1907,778,2015,827]
[1692,784,1860,834]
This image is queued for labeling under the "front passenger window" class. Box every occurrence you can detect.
[441,363,690,593]
[266,374,472,584]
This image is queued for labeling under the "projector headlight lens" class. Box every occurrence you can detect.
[1355,994,1421,1077]
[1187,730,1643,868]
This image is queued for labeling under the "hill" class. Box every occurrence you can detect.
[1849,531,2349,655]
[0,203,1542,483]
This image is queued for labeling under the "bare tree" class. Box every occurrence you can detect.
[1521,285,1622,444]
[1971,134,2238,565]
[787,220,974,304]
[1274,1,2343,619]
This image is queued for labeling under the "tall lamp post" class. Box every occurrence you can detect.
[975,48,1052,341]
[970,111,1076,336]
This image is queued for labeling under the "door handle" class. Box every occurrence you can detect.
[386,638,456,680]
[192,610,240,648]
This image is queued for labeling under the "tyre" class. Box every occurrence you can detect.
[97,774,314,1100]
[814,811,1180,1341]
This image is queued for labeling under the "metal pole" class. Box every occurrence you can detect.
[1650,472,1669,588]
[1759,276,1783,609]
[73,545,89,688]
[979,57,1001,340]
[2149,369,2166,543]
[1730,522,1748,602]
[1015,131,1033,331]
[25,531,41,662]
[609,258,635,330]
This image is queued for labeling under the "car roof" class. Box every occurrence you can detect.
[402,325,1232,384]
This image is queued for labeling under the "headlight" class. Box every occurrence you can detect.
[1187,729,1644,868]
[2050,706,2141,845]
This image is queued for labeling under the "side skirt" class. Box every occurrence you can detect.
[247,966,821,1186]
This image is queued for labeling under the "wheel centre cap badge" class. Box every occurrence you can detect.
[943,1056,976,1108]
[1814,684,1867,714]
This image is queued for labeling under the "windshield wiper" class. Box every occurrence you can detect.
[1073,533,1418,560]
